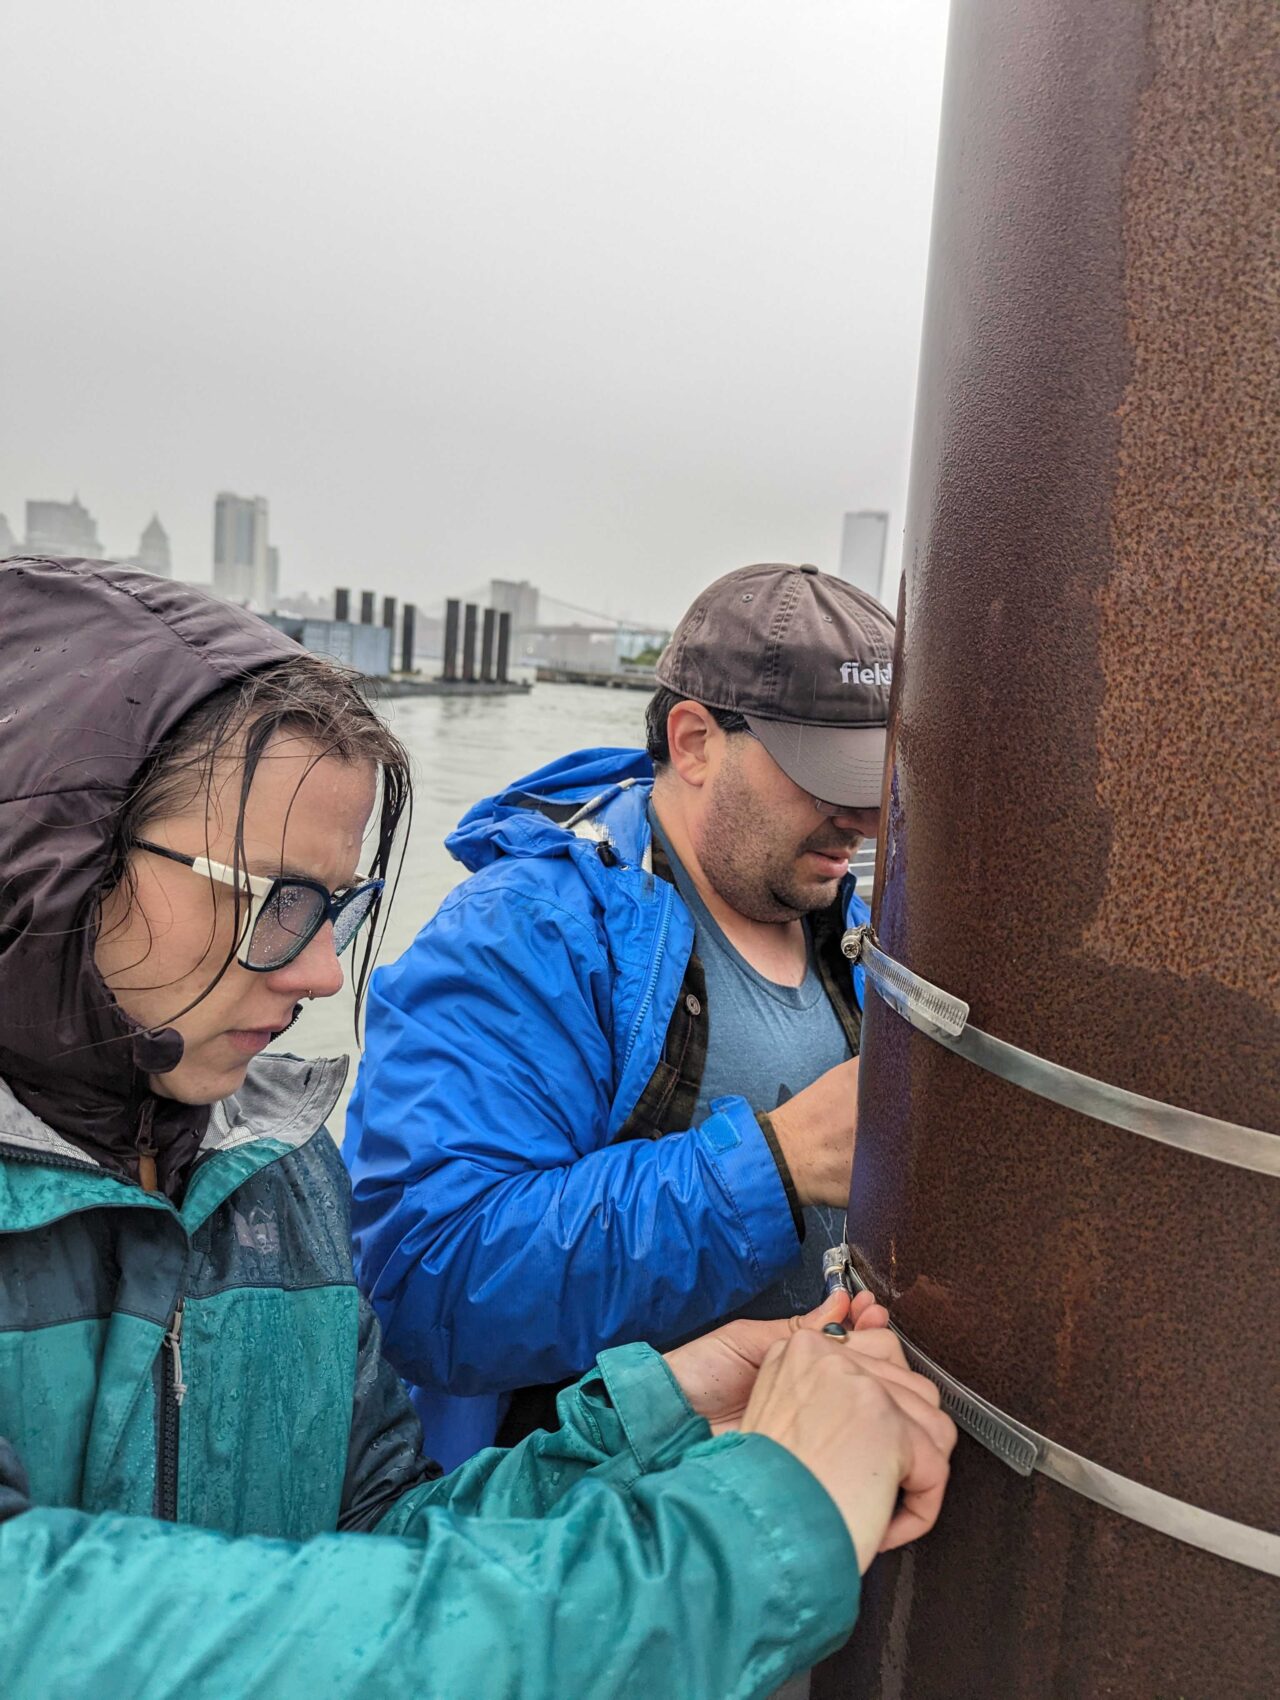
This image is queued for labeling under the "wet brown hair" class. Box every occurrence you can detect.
[101,653,412,1036]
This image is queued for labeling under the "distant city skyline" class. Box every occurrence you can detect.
[23,495,103,560]
[137,514,172,577]
[213,491,277,607]
[0,3,948,628]
[0,478,903,623]
[839,511,892,602]
[0,493,174,578]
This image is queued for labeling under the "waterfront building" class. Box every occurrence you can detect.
[526,624,618,673]
[137,515,172,577]
[24,495,102,558]
[838,510,890,600]
[275,590,333,622]
[212,492,272,606]
[264,614,392,677]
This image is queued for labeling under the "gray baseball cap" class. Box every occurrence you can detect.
[654,563,895,808]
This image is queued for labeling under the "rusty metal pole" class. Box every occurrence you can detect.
[818,3,1279,1697]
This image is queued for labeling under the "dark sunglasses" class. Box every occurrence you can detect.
[134,840,384,973]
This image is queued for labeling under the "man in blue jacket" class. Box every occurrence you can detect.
[347,563,895,1468]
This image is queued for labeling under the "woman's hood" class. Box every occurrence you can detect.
[0,557,300,1189]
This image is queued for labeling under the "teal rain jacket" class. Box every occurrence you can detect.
[0,1057,860,1698]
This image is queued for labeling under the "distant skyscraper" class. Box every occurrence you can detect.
[490,578,540,634]
[838,510,890,601]
[0,513,16,558]
[24,495,102,559]
[212,492,271,606]
[137,515,172,577]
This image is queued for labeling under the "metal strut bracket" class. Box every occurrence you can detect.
[823,1246,1280,1578]
[842,925,1280,1178]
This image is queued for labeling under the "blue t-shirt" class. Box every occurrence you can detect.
[650,809,852,1321]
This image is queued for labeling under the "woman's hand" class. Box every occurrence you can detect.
[664,1287,889,1433]
[740,1328,957,1573]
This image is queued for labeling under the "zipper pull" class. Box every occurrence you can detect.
[165,1303,188,1407]
[136,1099,159,1194]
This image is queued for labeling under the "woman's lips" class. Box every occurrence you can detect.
[224,1027,279,1057]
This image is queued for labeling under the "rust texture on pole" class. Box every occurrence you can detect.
[461,603,478,683]
[818,3,1279,1697]
[480,607,497,682]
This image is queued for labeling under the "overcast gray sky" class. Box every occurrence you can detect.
[1,1,949,625]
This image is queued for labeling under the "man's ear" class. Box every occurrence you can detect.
[665,701,717,789]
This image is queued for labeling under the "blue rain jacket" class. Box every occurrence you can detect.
[346,747,869,1468]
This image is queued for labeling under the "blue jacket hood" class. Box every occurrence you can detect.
[446,746,656,873]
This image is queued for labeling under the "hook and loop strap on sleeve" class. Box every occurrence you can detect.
[841,925,1280,1178]
[832,1250,1280,1577]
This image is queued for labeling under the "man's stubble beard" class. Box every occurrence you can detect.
[699,760,847,925]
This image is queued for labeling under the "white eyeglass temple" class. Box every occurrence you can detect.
[189,855,277,900]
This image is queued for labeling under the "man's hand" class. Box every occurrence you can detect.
[768,1056,859,1207]
[740,1329,957,1573]
[664,1286,889,1433]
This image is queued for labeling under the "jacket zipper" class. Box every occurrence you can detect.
[2,1130,189,1520]
[621,880,674,1073]
[1,1126,186,1514]
[157,1299,187,1521]
[0,1141,99,1173]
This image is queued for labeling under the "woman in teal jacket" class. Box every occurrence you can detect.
[0,558,954,1699]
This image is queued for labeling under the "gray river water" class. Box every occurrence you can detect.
[279,682,650,1135]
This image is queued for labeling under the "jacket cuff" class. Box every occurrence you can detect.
[671,1431,862,1674]
[698,1095,803,1282]
[754,1110,805,1239]
[594,1342,711,1471]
